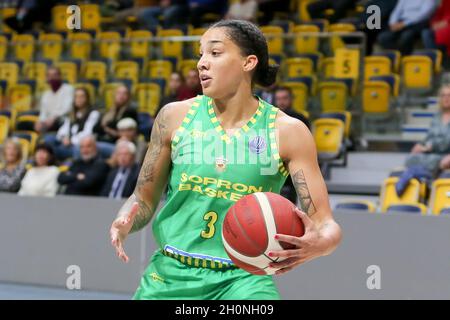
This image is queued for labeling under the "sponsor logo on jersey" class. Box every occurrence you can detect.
[248,136,267,154]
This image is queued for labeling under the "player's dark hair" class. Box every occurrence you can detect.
[210,20,278,87]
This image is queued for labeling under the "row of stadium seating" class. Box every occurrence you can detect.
[336,173,450,216]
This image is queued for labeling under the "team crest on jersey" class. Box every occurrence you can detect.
[215,156,227,172]
[249,136,267,154]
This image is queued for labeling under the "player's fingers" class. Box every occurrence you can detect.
[268,248,300,259]
[115,240,129,263]
[269,257,297,269]
[274,234,302,247]
[275,266,294,275]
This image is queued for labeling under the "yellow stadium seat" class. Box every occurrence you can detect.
[312,118,345,160]
[0,62,19,86]
[292,24,320,54]
[1,7,17,33]
[23,62,47,85]
[189,27,207,56]
[280,81,309,112]
[179,59,198,78]
[15,115,38,131]
[13,34,35,62]
[260,26,284,55]
[364,56,392,80]
[362,81,391,114]
[0,35,8,61]
[0,115,9,144]
[83,61,107,86]
[13,130,38,154]
[321,110,352,139]
[73,82,96,101]
[321,57,336,78]
[318,81,348,112]
[79,4,101,30]
[55,61,78,84]
[379,177,422,213]
[39,33,63,61]
[98,31,122,61]
[102,82,123,110]
[429,179,450,215]
[158,29,184,61]
[112,61,139,85]
[68,32,92,60]
[401,56,433,90]
[135,83,161,116]
[147,60,173,81]
[6,84,33,112]
[129,30,152,59]
[52,5,68,32]
[329,23,355,53]
[285,57,314,78]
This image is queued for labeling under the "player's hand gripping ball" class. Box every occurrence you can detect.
[222,192,305,275]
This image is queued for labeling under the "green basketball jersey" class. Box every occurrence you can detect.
[152,95,289,268]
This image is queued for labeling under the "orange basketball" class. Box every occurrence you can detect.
[222,192,305,275]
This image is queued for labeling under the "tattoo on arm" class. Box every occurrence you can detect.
[292,169,317,216]
[130,106,170,233]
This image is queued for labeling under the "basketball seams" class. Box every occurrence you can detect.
[231,203,266,257]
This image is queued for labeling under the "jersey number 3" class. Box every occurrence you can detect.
[201,211,218,239]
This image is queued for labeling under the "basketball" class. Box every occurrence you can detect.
[222,192,305,275]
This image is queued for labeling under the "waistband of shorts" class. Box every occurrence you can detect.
[161,247,238,270]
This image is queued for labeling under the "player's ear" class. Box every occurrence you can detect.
[243,55,258,73]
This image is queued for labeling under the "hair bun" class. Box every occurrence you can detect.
[256,64,279,87]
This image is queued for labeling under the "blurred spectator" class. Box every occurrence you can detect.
[188,0,228,28]
[18,144,59,197]
[377,0,437,55]
[157,72,199,115]
[306,0,355,24]
[404,84,450,176]
[258,0,291,25]
[4,0,57,33]
[178,69,202,100]
[422,0,450,57]
[274,86,310,129]
[255,83,277,105]
[0,138,26,193]
[95,84,138,158]
[361,0,398,55]
[137,0,188,29]
[107,118,148,167]
[116,118,148,164]
[44,88,100,161]
[225,0,258,22]
[100,140,140,199]
[35,67,74,134]
[57,136,110,196]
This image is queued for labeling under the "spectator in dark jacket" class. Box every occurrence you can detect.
[274,86,310,129]
[4,0,57,33]
[96,84,138,158]
[57,135,110,196]
[188,0,228,27]
[100,140,139,199]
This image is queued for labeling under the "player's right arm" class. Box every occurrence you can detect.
[110,100,192,262]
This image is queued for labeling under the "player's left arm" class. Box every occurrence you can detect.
[269,115,342,274]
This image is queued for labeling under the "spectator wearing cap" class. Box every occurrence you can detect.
[100,140,140,199]
[115,118,148,165]
[18,144,60,197]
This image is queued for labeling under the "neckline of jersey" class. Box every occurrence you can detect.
[205,95,265,144]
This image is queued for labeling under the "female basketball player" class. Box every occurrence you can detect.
[110,20,342,299]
